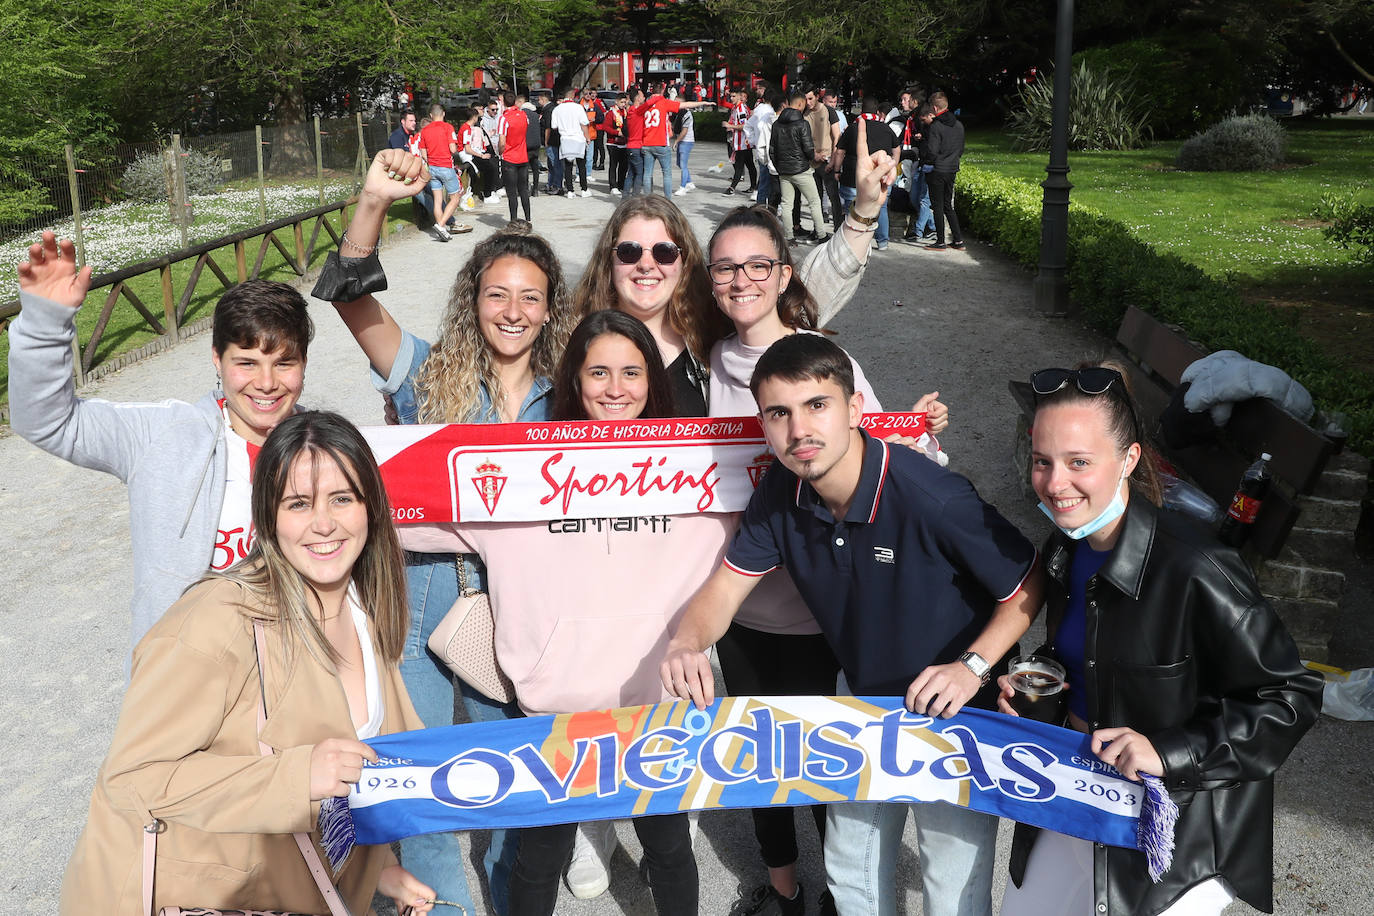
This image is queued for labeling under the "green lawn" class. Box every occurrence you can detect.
[0,197,416,410]
[964,120,1374,283]
[963,119,1374,379]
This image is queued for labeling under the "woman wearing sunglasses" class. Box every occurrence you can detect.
[315,148,579,916]
[998,364,1321,916]
[572,122,904,418]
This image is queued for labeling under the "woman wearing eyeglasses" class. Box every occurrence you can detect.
[998,363,1321,916]
[571,121,906,420]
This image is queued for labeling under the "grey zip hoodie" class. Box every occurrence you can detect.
[10,291,228,653]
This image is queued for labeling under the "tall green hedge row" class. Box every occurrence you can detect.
[955,166,1373,454]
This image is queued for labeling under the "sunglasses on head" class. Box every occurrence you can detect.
[614,240,681,266]
[1030,367,1124,399]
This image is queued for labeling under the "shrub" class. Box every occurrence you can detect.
[954,165,1374,454]
[1006,60,1151,153]
[1175,114,1286,172]
[121,148,225,201]
[1325,205,1374,265]
[1309,190,1361,222]
[692,107,726,144]
[1076,33,1251,139]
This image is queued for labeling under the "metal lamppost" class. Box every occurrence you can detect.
[1033,0,1075,316]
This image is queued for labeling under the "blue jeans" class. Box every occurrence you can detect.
[755,168,772,206]
[626,148,645,196]
[908,169,934,235]
[546,145,562,191]
[823,800,998,916]
[643,144,672,196]
[839,184,890,246]
[676,141,694,187]
[401,551,522,916]
[822,672,997,916]
[428,165,461,195]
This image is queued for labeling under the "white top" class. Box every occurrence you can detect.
[551,100,590,158]
[348,592,385,740]
[213,404,255,572]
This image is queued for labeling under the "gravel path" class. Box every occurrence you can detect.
[2,143,1368,915]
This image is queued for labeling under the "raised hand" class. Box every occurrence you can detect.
[912,391,949,434]
[17,232,91,309]
[852,120,897,218]
[360,149,430,203]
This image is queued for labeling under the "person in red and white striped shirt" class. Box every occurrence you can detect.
[723,88,757,196]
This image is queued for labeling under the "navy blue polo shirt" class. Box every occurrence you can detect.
[726,431,1037,696]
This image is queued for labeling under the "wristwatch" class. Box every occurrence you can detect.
[848,210,880,226]
[958,651,992,684]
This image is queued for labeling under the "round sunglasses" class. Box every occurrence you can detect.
[614,240,681,266]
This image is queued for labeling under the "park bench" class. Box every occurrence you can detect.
[1008,306,1368,659]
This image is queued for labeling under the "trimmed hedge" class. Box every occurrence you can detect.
[955,165,1374,454]
[692,108,727,144]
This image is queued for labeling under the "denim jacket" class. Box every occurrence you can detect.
[376,328,554,591]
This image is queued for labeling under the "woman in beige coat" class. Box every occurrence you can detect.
[61,411,434,916]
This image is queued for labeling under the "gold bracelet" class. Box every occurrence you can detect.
[844,216,878,234]
[848,210,880,226]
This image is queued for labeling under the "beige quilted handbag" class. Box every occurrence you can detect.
[426,561,516,704]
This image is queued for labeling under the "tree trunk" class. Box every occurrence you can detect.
[267,81,317,177]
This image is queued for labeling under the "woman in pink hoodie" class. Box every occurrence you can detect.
[402,311,725,916]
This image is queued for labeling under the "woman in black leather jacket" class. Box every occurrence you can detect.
[998,364,1322,916]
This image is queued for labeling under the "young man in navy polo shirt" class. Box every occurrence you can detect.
[662,334,1042,916]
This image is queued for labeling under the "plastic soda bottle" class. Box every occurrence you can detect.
[1217,452,1273,547]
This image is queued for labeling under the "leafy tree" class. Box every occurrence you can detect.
[0,4,112,225]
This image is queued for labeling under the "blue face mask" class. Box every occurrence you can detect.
[1039,463,1130,540]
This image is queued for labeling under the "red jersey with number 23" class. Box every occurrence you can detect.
[638,96,681,147]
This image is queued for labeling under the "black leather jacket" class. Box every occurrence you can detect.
[1010,498,1321,915]
[770,106,814,177]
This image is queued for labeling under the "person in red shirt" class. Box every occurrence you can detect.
[624,87,647,196]
[636,81,710,198]
[496,91,532,224]
[416,103,464,240]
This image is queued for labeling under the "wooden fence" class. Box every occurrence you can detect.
[0,197,358,407]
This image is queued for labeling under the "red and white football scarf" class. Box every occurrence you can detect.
[365,413,925,524]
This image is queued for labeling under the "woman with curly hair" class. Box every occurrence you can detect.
[315,148,578,916]
[400,310,735,916]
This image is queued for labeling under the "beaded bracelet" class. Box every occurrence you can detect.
[340,230,378,256]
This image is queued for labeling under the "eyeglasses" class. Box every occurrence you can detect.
[707,258,783,284]
[614,241,681,266]
[1031,367,1124,399]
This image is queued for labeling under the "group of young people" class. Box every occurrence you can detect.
[11,104,1320,916]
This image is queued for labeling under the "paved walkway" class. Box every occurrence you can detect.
[2,143,1369,915]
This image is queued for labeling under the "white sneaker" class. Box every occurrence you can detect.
[566,820,617,899]
[685,182,697,190]
[496,188,507,198]
[674,186,689,196]
[580,189,593,198]
[611,187,622,196]
[432,225,450,242]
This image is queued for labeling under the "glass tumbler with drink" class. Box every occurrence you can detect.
[1007,655,1068,726]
